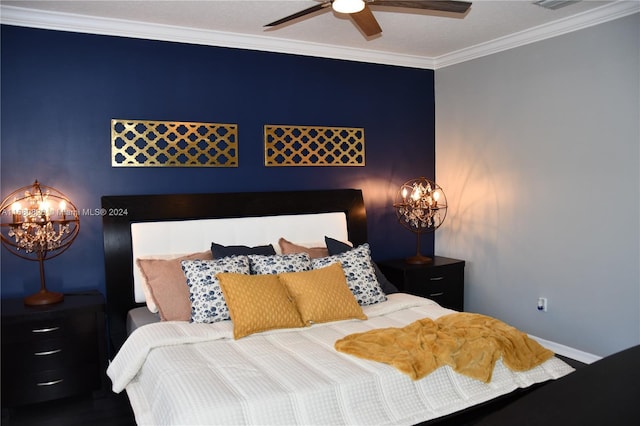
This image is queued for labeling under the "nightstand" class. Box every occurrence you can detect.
[377,256,465,311]
[1,291,107,407]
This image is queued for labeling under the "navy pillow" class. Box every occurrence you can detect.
[324,236,398,294]
[211,242,276,258]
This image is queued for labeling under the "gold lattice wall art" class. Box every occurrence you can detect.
[111,119,238,167]
[264,125,365,166]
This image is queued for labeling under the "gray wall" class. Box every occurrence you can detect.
[435,13,639,358]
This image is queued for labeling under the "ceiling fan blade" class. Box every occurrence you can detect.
[265,2,331,27]
[350,5,383,37]
[370,0,472,15]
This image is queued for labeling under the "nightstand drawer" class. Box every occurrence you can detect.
[404,264,463,307]
[4,333,99,370]
[378,257,465,311]
[405,274,453,296]
[4,363,101,406]
[2,312,96,343]
[407,279,462,311]
[1,292,107,407]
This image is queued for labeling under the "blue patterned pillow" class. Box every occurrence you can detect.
[181,256,251,323]
[311,243,387,306]
[248,253,312,275]
[325,236,398,294]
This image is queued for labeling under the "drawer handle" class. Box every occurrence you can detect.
[36,379,64,387]
[429,292,445,297]
[34,349,62,356]
[31,326,60,333]
[430,276,445,281]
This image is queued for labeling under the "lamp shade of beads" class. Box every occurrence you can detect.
[393,177,447,264]
[0,180,80,305]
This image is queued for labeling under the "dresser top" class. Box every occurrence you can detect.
[1,291,104,318]
[378,256,465,269]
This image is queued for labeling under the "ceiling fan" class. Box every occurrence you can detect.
[265,0,472,37]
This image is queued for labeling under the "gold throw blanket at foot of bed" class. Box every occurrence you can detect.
[335,312,554,382]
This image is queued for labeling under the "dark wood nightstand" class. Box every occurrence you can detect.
[377,256,465,311]
[1,291,107,407]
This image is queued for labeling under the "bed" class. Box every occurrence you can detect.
[101,189,574,425]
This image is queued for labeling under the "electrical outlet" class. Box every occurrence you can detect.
[537,297,548,312]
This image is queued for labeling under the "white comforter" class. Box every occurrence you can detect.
[107,294,574,425]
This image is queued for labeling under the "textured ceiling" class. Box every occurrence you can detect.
[1,1,638,68]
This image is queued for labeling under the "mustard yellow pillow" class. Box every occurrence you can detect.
[278,263,367,325]
[217,272,305,339]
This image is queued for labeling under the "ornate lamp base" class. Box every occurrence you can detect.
[24,289,64,306]
[405,254,433,265]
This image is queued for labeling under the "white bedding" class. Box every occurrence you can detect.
[107,293,574,425]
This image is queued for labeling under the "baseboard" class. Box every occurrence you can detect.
[529,335,602,365]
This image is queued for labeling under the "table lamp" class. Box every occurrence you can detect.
[393,177,447,264]
[0,180,80,305]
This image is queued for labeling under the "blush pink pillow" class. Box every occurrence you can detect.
[278,238,329,259]
[136,250,213,321]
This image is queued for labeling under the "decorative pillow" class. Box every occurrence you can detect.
[325,236,399,295]
[278,263,367,325]
[248,252,312,275]
[181,256,251,323]
[137,250,213,321]
[324,236,354,255]
[217,272,305,339]
[278,238,329,259]
[312,243,387,306]
[211,242,275,258]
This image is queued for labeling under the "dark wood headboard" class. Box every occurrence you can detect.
[101,189,367,356]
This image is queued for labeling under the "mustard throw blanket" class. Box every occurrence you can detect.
[334,312,553,382]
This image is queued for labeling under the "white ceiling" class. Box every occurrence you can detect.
[1,0,638,68]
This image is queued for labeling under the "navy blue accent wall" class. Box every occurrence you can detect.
[1,25,435,298]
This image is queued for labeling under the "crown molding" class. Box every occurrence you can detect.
[434,1,640,68]
[1,2,637,70]
[0,5,435,69]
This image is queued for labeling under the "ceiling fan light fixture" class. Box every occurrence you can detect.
[332,0,365,14]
